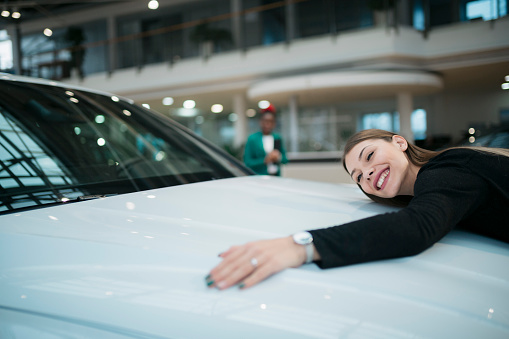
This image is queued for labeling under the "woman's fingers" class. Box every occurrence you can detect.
[206,236,307,290]
[208,243,262,289]
[238,259,280,289]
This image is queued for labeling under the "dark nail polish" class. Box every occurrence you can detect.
[205,274,211,281]
[207,279,214,287]
[238,282,245,289]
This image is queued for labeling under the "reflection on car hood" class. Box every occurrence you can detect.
[1,176,508,338]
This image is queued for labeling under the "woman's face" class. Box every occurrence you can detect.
[260,113,276,135]
[344,136,417,198]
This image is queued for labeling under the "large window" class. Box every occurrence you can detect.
[277,106,355,153]
[21,20,107,79]
[413,0,508,30]
[464,0,507,20]
[361,109,427,141]
[0,30,12,71]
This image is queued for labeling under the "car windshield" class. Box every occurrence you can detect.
[0,79,251,213]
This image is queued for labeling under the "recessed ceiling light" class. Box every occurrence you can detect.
[211,104,223,113]
[183,100,196,109]
[148,0,159,10]
[162,97,174,106]
[258,100,270,109]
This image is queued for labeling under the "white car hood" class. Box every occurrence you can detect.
[1,176,508,338]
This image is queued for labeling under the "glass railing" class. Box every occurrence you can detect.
[19,0,377,80]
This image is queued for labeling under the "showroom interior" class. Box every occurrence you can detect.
[1,0,508,183]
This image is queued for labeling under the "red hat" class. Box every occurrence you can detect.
[260,103,276,114]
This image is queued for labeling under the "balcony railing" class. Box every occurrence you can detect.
[15,0,508,81]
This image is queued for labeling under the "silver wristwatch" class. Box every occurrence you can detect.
[292,231,314,264]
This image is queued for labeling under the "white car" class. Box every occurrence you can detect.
[1,74,508,338]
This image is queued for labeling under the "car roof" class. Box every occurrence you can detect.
[0,72,134,104]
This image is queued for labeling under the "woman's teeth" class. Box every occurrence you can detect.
[377,169,390,189]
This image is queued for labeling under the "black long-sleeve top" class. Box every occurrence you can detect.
[308,148,509,269]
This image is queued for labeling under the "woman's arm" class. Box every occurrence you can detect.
[207,156,489,289]
[311,160,489,268]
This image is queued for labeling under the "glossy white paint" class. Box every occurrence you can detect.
[1,176,508,338]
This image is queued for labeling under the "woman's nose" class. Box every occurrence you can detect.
[366,169,374,180]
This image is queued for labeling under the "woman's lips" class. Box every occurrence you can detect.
[375,168,390,190]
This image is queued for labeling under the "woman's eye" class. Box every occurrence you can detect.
[356,173,362,183]
[367,151,374,161]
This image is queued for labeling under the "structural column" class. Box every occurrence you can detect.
[397,92,414,142]
[285,0,297,42]
[107,15,117,73]
[288,94,299,153]
[7,23,22,75]
[233,93,248,148]
[230,0,243,49]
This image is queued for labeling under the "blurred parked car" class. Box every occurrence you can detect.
[1,74,508,338]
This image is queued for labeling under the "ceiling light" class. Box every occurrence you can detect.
[183,100,195,109]
[505,75,509,82]
[11,9,20,19]
[502,83,509,90]
[43,28,53,37]
[162,97,174,106]
[211,104,223,113]
[1,10,9,17]
[246,109,256,117]
[258,100,270,109]
[142,103,151,109]
[148,0,159,10]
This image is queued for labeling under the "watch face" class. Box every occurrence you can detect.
[293,231,313,245]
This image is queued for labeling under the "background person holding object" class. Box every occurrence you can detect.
[243,106,288,176]
[206,129,509,290]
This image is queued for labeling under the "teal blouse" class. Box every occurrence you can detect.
[243,131,288,176]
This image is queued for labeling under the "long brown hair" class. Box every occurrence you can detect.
[342,129,509,207]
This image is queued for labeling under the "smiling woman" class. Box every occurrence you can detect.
[344,135,419,199]
[207,128,509,290]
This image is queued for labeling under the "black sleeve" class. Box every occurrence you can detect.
[308,156,489,269]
